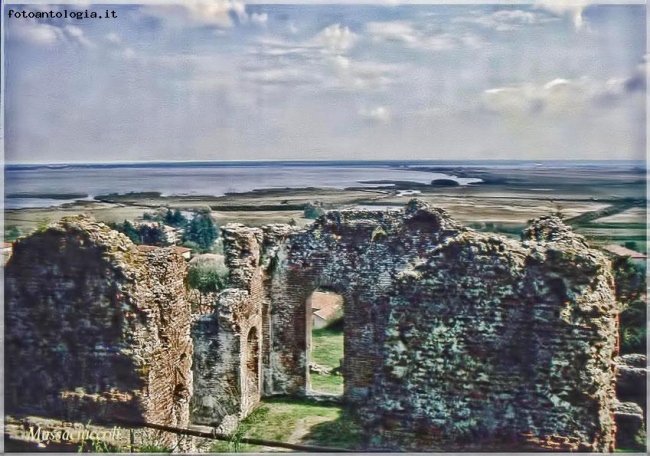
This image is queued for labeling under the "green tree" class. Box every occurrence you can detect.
[612,256,647,354]
[138,224,167,246]
[183,211,218,251]
[304,202,325,219]
[612,256,645,304]
[108,220,144,245]
[164,208,188,228]
[4,225,21,242]
[122,220,140,244]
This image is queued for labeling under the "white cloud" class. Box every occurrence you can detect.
[141,1,253,28]
[313,24,358,53]
[229,1,248,24]
[9,19,95,48]
[144,4,231,28]
[250,12,268,26]
[454,9,556,31]
[9,19,62,46]
[366,21,419,46]
[483,70,644,117]
[483,80,584,115]
[326,55,403,91]
[288,22,299,35]
[543,78,571,90]
[460,33,483,49]
[366,20,468,51]
[120,47,136,60]
[105,32,122,45]
[623,54,647,93]
[63,26,94,48]
[330,55,351,71]
[423,34,456,51]
[5,3,644,163]
[253,24,358,59]
[483,86,542,114]
[535,0,593,30]
[250,38,312,57]
[359,106,391,123]
[243,66,321,86]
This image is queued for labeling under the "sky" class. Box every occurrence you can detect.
[3,1,647,163]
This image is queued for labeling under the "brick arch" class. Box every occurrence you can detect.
[241,325,261,415]
[210,204,618,451]
[245,326,260,393]
[267,227,390,403]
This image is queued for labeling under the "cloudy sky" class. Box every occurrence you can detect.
[4,1,646,163]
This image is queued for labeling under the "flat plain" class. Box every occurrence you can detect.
[5,164,646,253]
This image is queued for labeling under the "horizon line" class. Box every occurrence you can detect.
[4,158,647,166]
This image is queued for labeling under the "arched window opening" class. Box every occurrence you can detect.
[246,327,260,395]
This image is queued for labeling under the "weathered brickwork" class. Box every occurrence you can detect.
[5,216,193,437]
[5,202,621,452]
[190,225,264,432]
[214,200,619,451]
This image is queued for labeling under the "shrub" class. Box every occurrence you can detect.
[187,266,227,294]
[304,202,325,220]
[108,220,167,246]
[4,225,21,242]
[163,209,188,228]
[612,257,647,354]
[183,211,218,251]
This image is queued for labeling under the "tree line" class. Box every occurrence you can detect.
[108,208,218,252]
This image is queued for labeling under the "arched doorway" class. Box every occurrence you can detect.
[244,327,260,400]
[306,289,344,395]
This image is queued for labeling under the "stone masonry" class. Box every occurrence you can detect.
[5,201,621,452]
[5,215,193,434]
[197,199,619,451]
[190,224,275,431]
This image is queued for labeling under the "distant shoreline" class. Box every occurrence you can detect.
[4,161,646,211]
[5,159,646,170]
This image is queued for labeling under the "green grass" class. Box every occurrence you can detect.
[209,327,352,452]
[138,444,173,453]
[209,399,362,452]
[310,326,344,394]
[584,222,647,230]
[301,406,364,449]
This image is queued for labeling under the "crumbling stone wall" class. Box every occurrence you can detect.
[5,215,193,432]
[217,200,619,452]
[8,204,620,452]
[613,354,647,448]
[190,225,264,431]
[363,208,619,451]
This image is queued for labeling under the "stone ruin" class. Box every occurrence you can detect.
[5,200,624,451]
[4,217,193,432]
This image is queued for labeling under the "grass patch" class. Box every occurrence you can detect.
[209,399,361,452]
[310,370,343,394]
[302,407,364,449]
[311,325,344,395]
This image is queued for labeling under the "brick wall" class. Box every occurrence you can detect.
[9,203,618,452]
[218,200,618,451]
[190,225,264,431]
[5,216,193,440]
